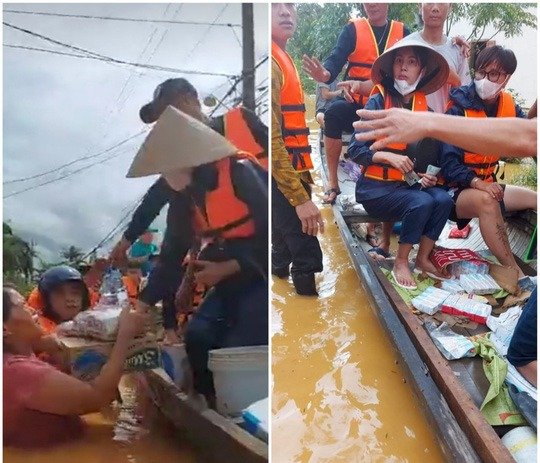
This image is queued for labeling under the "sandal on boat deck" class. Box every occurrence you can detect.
[368,247,390,259]
[322,188,341,205]
[413,268,450,281]
[391,270,417,291]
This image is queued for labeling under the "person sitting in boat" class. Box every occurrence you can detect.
[128,106,268,408]
[3,284,148,448]
[349,40,453,290]
[440,45,537,278]
[507,287,537,387]
[27,264,104,335]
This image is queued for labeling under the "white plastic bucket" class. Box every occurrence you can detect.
[208,346,268,416]
[501,426,537,463]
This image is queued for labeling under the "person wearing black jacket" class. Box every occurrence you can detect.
[121,81,268,405]
[110,78,268,343]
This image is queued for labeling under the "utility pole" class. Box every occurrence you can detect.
[242,3,255,111]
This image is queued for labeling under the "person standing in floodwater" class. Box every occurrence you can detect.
[271,3,324,296]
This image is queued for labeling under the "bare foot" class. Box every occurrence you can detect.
[415,258,448,279]
[392,259,416,288]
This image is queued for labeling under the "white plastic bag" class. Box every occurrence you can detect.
[425,321,476,360]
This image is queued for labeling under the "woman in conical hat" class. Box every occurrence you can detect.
[349,40,452,290]
[129,107,268,407]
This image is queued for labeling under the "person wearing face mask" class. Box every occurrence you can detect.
[109,78,268,344]
[349,41,453,290]
[439,45,537,278]
[127,106,268,407]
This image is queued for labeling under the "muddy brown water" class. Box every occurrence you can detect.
[271,112,446,461]
[4,375,198,463]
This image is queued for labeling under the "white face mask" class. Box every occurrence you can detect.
[474,77,507,100]
[163,168,193,192]
[393,69,425,96]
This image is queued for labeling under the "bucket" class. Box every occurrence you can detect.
[501,426,537,463]
[208,346,268,416]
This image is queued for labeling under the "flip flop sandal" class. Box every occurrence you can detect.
[368,246,390,258]
[391,270,417,291]
[322,188,341,205]
[413,268,451,281]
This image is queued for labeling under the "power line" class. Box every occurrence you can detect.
[184,4,228,62]
[3,22,235,78]
[4,131,146,184]
[4,145,136,199]
[209,55,268,117]
[3,9,241,27]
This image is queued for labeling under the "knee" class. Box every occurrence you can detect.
[478,191,500,214]
[410,195,435,215]
[438,193,454,213]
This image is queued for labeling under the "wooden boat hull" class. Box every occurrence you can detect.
[144,368,268,463]
[317,135,531,462]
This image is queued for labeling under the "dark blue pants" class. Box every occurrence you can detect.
[323,97,362,138]
[508,287,537,367]
[272,179,323,276]
[361,186,453,245]
[184,279,268,397]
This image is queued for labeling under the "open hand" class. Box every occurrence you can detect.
[452,36,471,58]
[302,55,331,83]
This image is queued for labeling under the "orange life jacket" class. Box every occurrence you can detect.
[224,107,267,170]
[271,41,313,172]
[192,152,257,240]
[347,18,405,105]
[364,86,430,182]
[122,275,140,301]
[461,91,516,182]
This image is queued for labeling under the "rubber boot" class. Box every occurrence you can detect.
[272,265,290,279]
[292,273,318,296]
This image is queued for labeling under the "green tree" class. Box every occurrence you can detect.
[61,245,85,266]
[3,222,36,282]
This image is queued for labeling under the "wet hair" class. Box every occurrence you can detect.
[3,284,17,323]
[475,45,517,75]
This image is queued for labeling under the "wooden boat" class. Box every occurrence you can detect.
[144,368,268,463]
[318,131,536,463]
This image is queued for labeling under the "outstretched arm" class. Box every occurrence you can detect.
[354,109,537,157]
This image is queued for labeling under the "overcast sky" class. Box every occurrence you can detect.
[3,3,269,264]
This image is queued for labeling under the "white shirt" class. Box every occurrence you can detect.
[403,32,471,113]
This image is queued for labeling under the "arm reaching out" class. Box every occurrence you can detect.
[354,109,537,157]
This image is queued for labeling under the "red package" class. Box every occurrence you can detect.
[430,248,488,274]
[448,224,471,239]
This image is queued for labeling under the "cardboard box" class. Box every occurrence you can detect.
[59,335,161,381]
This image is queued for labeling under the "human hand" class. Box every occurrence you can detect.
[452,35,471,58]
[295,200,325,236]
[117,306,150,340]
[110,237,131,267]
[302,55,331,83]
[354,108,428,151]
[418,173,437,188]
[478,181,504,202]
[382,152,414,173]
[193,260,240,287]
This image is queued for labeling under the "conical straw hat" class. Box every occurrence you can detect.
[371,38,450,96]
[127,105,236,178]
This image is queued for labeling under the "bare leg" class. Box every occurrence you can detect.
[380,222,394,255]
[415,236,447,277]
[316,112,325,128]
[517,361,537,387]
[393,243,415,287]
[456,189,524,277]
[323,135,342,202]
[503,185,537,212]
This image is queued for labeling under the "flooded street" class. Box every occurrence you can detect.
[4,375,198,463]
[271,122,446,462]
